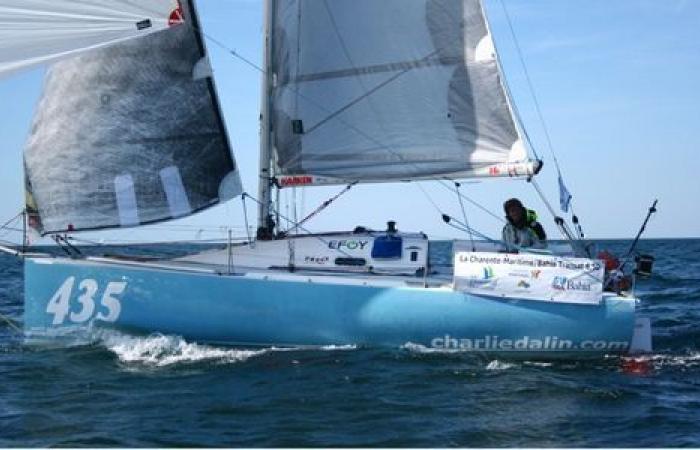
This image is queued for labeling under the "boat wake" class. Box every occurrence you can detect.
[402,342,553,370]
[623,351,700,370]
[99,332,270,368]
[94,330,359,369]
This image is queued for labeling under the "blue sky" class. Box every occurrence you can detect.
[0,0,697,244]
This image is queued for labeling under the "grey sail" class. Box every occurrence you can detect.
[24,0,242,234]
[269,0,536,187]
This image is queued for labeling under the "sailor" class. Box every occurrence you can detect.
[502,198,547,252]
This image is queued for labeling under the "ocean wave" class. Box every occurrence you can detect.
[646,272,700,284]
[638,286,700,303]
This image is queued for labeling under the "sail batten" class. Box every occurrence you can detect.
[24,0,242,235]
[268,0,529,186]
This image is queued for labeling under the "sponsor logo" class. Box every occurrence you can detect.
[430,334,629,351]
[465,278,498,289]
[328,240,369,251]
[304,256,329,265]
[279,175,313,187]
[508,270,529,278]
[531,270,542,279]
[566,279,593,291]
[462,267,497,289]
[517,280,531,289]
[552,276,593,292]
[552,276,567,291]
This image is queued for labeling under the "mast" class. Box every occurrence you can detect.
[257,0,275,238]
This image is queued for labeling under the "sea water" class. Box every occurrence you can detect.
[0,240,698,447]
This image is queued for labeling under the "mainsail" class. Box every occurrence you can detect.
[267,0,537,187]
[0,0,184,78]
[24,0,242,234]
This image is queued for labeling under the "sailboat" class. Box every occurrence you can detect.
[2,0,652,357]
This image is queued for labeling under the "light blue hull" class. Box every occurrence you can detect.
[24,257,638,357]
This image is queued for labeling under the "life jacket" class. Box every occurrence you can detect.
[526,209,538,227]
[507,207,542,235]
[502,222,544,249]
[502,208,547,248]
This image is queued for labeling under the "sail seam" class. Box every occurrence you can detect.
[279,57,463,85]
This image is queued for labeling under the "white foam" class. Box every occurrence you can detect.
[319,344,358,351]
[95,331,360,368]
[625,352,700,369]
[98,331,269,367]
[485,360,518,371]
[401,342,464,354]
[523,361,554,367]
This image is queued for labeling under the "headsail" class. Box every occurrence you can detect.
[268,0,538,187]
[24,0,242,234]
[0,0,184,78]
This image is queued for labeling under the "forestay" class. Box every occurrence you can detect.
[269,0,537,187]
[0,0,184,78]
[24,0,242,234]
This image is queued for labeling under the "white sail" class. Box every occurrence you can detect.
[0,0,183,78]
[268,0,537,187]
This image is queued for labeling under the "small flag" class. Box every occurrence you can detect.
[558,175,572,213]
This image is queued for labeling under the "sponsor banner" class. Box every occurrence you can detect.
[453,252,604,305]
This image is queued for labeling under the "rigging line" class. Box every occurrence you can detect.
[297,48,443,138]
[315,0,461,143]
[202,26,417,170]
[0,224,22,240]
[243,193,354,259]
[292,187,298,232]
[203,31,265,74]
[442,216,500,246]
[415,182,498,246]
[481,1,539,161]
[0,211,22,232]
[414,182,443,217]
[445,213,562,257]
[497,0,561,172]
[308,0,445,148]
[319,0,396,147]
[530,178,577,244]
[530,178,557,219]
[436,179,505,224]
[0,311,22,336]
[284,182,357,235]
[66,236,249,247]
[448,214,585,264]
[454,182,476,251]
[241,194,252,246]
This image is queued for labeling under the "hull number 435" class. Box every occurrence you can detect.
[46,277,126,325]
